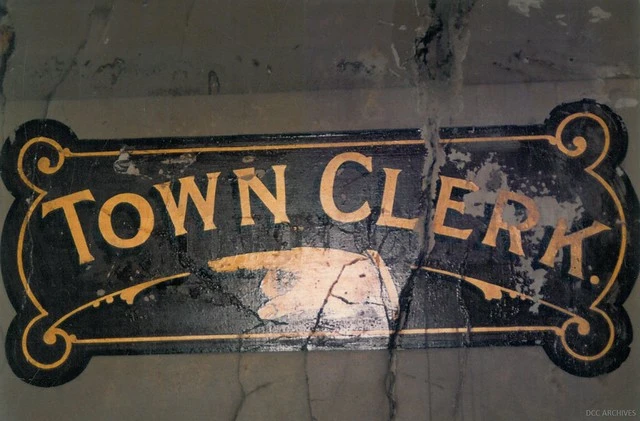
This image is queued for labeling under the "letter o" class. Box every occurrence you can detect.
[99,193,155,248]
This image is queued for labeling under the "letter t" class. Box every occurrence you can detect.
[41,189,96,264]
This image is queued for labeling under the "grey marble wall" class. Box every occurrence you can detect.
[0,1,638,420]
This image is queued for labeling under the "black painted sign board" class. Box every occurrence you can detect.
[1,100,638,386]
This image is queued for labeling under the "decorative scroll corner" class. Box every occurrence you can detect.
[546,99,628,167]
[546,101,638,377]
[4,313,88,387]
[1,119,77,196]
[17,136,68,192]
[544,304,632,377]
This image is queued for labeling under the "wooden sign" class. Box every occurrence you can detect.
[1,100,638,386]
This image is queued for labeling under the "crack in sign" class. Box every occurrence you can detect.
[208,247,400,329]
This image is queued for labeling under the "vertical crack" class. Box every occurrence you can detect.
[304,351,317,421]
[232,352,274,421]
[300,259,363,421]
[0,4,15,140]
[384,1,476,419]
[41,1,115,119]
[452,245,471,419]
[301,258,362,351]
[184,0,197,27]
[232,353,247,421]
[179,0,197,54]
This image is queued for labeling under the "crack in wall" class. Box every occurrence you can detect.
[384,1,476,419]
[0,3,15,140]
[232,355,274,421]
[179,0,197,55]
[299,258,371,420]
[451,245,471,419]
[304,352,317,421]
[41,1,115,119]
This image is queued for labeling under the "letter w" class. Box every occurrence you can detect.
[154,173,220,236]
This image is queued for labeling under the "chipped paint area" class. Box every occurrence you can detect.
[594,63,632,78]
[390,43,405,71]
[589,6,611,23]
[507,0,543,17]
[448,150,471,170]
[336,48,389,82]
[462,153,506,218]
[463,154,584,225]
[461,153,586,312]
[555,14,567,26]
[113,150,140,176]
[160,153,197,165]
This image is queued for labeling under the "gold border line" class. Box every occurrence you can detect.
[16,137,64,316]
[64,139,426,158]
[17,137,67,369]
[565,114,621,361]
[72,325,561,345]
[440,135,554,144]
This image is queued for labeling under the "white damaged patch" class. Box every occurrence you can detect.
[518,261,548,314]
[114,150,141,176]
[448,150,472,170]
[588,6,611,23]
[463,153,508,217]
[161,153,197,165]
[390,43,405,70]
[594,63,632,78]
[614,97,638,109]
[508,0,543,17]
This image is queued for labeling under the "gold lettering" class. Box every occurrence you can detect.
[482,190,540,256]
[41,189,96,264]
[320,152,372,223]
[234,165,289,226]
[153,173,220,236]
[377,168,418,230]
[98,193,155,248]
[539,219,611,279]
[433,176,479,240]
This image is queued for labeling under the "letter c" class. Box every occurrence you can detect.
[320,152,372,223]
